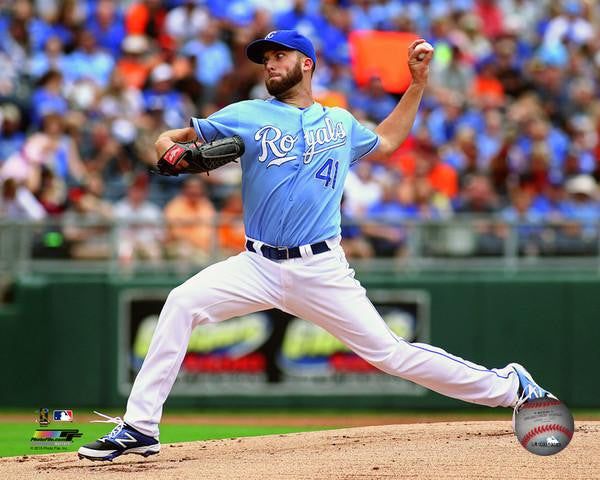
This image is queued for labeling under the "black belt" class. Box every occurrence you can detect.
[245,239,330,260]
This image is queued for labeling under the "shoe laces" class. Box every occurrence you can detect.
[91,411,125,439]
[515,385,544,409]
[512,385,556,428]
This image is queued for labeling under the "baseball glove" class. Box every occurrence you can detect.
[155,135,245,176]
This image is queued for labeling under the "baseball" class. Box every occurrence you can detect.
[415,41,434,61]
[514,398,574,456]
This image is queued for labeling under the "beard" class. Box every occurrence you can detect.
[265,60,303,97]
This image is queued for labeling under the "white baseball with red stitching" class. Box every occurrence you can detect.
[514,398,574,455]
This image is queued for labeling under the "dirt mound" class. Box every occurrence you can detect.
[2,421,599,479]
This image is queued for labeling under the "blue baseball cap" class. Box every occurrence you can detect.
[246,30,316,66]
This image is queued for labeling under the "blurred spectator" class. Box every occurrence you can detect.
[1,133,54,192]
[143,63,189,128]
[116,34,155,90]
[426,92,469,146]
[28,0,79,53]
[99,70,144,121]
[442,126,479,176]
[275,0,321,37]
[181,19,233,102]
[126,0,172,50]
[340,194,374,259]
[456,13,492,61]
[542,174,600,256]
[30,70,68,126]
[507,114,568,176]
[82,121,130,183]
[207,0,257,28]
[218,190,245,255]
[563,78,597,121]
[114,176,163,265]
[518,142,553,194]
[362,179,417,257]
[489,36,531,99]
[38,113,86,186]
[474,0,504,39]
[453,174,499,213]
[62,181,113,259]
[414,177,448,220]
[476,108,504,170]
[432,44,474,97]
[86,0,126,58]
[349,74,396,124]
[531,177,571,222]
[0,1,31,69]
[398,142,459,199]
[564,174,599,226]
[134,97,170,169]
[318,60,354,99]
[37,169,67,216]
[0,178,46,220]
[317,4,351,65]
[500,187,544,255]
[28,35,68,79]
[165,0,210,46]
[343,162,383,217]
[471,60,504,107]
[164,177,216,261]
[543,1,594,47]
[499,0,545,43]
[63,29,115,88]
[0,104,26,161]
[564,115,597,176]
[531,61,571,127]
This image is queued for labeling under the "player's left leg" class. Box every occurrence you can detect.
[283,244,520,407]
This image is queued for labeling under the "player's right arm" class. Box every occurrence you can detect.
[155,127,199,157]
[157,101,247,173]
[154,127,199,172]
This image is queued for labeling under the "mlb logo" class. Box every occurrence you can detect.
[53,410,73,422]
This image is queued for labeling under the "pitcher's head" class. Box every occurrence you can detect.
[246,30,315,96]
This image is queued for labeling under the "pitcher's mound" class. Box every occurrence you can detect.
[2,421,599,479]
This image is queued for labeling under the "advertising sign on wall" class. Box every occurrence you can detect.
[118,290,430,397]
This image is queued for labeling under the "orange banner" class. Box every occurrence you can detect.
[349,31,419,93]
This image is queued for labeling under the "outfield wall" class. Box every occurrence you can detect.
[2,272,599,409]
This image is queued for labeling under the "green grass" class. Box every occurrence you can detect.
[0,422,329,458]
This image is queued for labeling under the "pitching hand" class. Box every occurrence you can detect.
[407,39,434,86]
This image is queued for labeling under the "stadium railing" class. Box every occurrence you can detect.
[1,216,600,277]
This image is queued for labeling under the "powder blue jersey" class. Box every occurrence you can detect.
[190,98,379,247]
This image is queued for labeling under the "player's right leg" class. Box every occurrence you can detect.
[283,244,553,409]
[78,252,280,461]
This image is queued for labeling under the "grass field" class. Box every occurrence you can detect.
[0,421,329,458]
[2,408,598,459]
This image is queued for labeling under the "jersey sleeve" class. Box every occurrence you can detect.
[190,103,244,142]
[349,114,380,164]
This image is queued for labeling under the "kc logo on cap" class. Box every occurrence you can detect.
[246,30,316,66]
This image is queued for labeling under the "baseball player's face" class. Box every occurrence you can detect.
[263,50,304,97]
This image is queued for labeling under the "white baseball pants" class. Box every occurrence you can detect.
[124,240,519,438]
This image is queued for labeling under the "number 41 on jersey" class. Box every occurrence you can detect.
[315,158,339,189]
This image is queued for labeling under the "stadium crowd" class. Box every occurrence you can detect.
[1,0,600,261]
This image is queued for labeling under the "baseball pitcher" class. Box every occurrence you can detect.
[79,31,556,461]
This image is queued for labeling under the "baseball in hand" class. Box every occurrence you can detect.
[415,42,434,61]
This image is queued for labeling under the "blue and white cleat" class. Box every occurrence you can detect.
[509,363,558,426]
[78,411,160,461]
